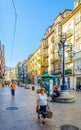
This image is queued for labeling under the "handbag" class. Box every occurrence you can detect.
[46,111,53,118]
[46,104,53,118]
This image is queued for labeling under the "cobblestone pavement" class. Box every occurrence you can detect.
[0,85,81,130]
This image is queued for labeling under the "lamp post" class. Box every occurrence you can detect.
[58,33,67,90]
[56,33,75,102]
[22,67,24,84]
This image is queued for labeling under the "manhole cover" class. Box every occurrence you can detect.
[6,107,19,110]
[60,125,80,130]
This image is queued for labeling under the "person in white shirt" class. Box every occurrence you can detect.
[37,87,49,124]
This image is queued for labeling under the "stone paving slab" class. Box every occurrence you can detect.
[0,85,81,130]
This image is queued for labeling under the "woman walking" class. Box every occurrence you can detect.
[37,88,49,124]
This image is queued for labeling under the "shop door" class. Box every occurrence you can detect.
[67,78,70,89]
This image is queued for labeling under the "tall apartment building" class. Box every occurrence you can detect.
[0,41,5,84]
[21,0,81,88]
[41,0,81,88]
[41,9,72,86]
[41,25,54,74]
[61,0,81,89]
[27,46,42,84]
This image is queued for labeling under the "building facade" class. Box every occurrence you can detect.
[40,0,81,89]
[27,46,42,84]
[41,25,54,74]
[52,9,72,86]
[0,41,5,84]
[17,60,28,83]
[6,66,18,81]
[17,0,81,89]
[61,0,81,89]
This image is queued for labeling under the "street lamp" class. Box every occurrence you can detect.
[56,33,75,102]
[58,33,67,90]
[22,67,25,84]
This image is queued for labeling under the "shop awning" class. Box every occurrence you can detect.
[41,73,54,78]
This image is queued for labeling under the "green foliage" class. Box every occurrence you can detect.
[37,78,42,86]
[27,78,32,84]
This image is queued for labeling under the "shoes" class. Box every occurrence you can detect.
[42,120,45,124]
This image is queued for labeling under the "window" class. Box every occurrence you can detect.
[67,38,71,44]
[75,12,81,24]
[68,23,71,30]
[75,30,81,40]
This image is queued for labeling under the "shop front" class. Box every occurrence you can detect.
[52,60,61,88]
[74,58,81,89]
[53,74,61,87]
[41,73,54,96]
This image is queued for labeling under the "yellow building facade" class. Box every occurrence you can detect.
[0,41,5,84]
[41,0,81,88]
[41,25,54,74]
[23,0,81,88]
[28,46,42,77]
[61,0,81,89]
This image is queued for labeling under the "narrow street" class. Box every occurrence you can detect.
[0,85,81,130]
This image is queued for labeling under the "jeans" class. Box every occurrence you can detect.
[39,105,47,118]
[11,89,15,96]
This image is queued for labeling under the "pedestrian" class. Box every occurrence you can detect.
[79,83,81,90]
[45,83,49,96]
[10,81,16,96]
[2,82,4,87]
[36,87,49,124]
[51,86,60,101]
[76,82,80,92]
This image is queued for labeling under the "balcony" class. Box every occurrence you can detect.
[54,36,61,44]
[37,60,41,64]
[51,36,54,43]
[42,61,48,67]
[43,67,48,74]
[65,57,72,63]
[67,29,73,38]
[51,49,54,54]
[55,55,61,61]
[53,61,61,74]
[53,68,61,74]
[43,44,49,49]
[65,69,72,75]
[43,53,48,58]
[65,47,71,52]
[43,49,48,54]
[50,58,54,63]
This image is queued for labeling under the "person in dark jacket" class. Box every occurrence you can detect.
[76,82,80,92]
[51,86,60,101]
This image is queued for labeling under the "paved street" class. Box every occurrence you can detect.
[0,85,81,130]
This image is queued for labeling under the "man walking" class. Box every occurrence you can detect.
[10,81,16,96]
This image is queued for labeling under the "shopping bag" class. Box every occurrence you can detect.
[46,111,53,118]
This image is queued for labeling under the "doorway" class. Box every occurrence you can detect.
[67,78,70,89]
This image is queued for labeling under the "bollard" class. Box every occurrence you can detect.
[32,86,35,90]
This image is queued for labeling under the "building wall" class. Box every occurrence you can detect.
[0,41,5,84]
[6,67,18,81]
[18,0,81,89]
[48,33,54,74]
[28,46,42,77]
[61,2,81,89]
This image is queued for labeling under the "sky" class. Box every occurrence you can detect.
[0,0,75,67]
